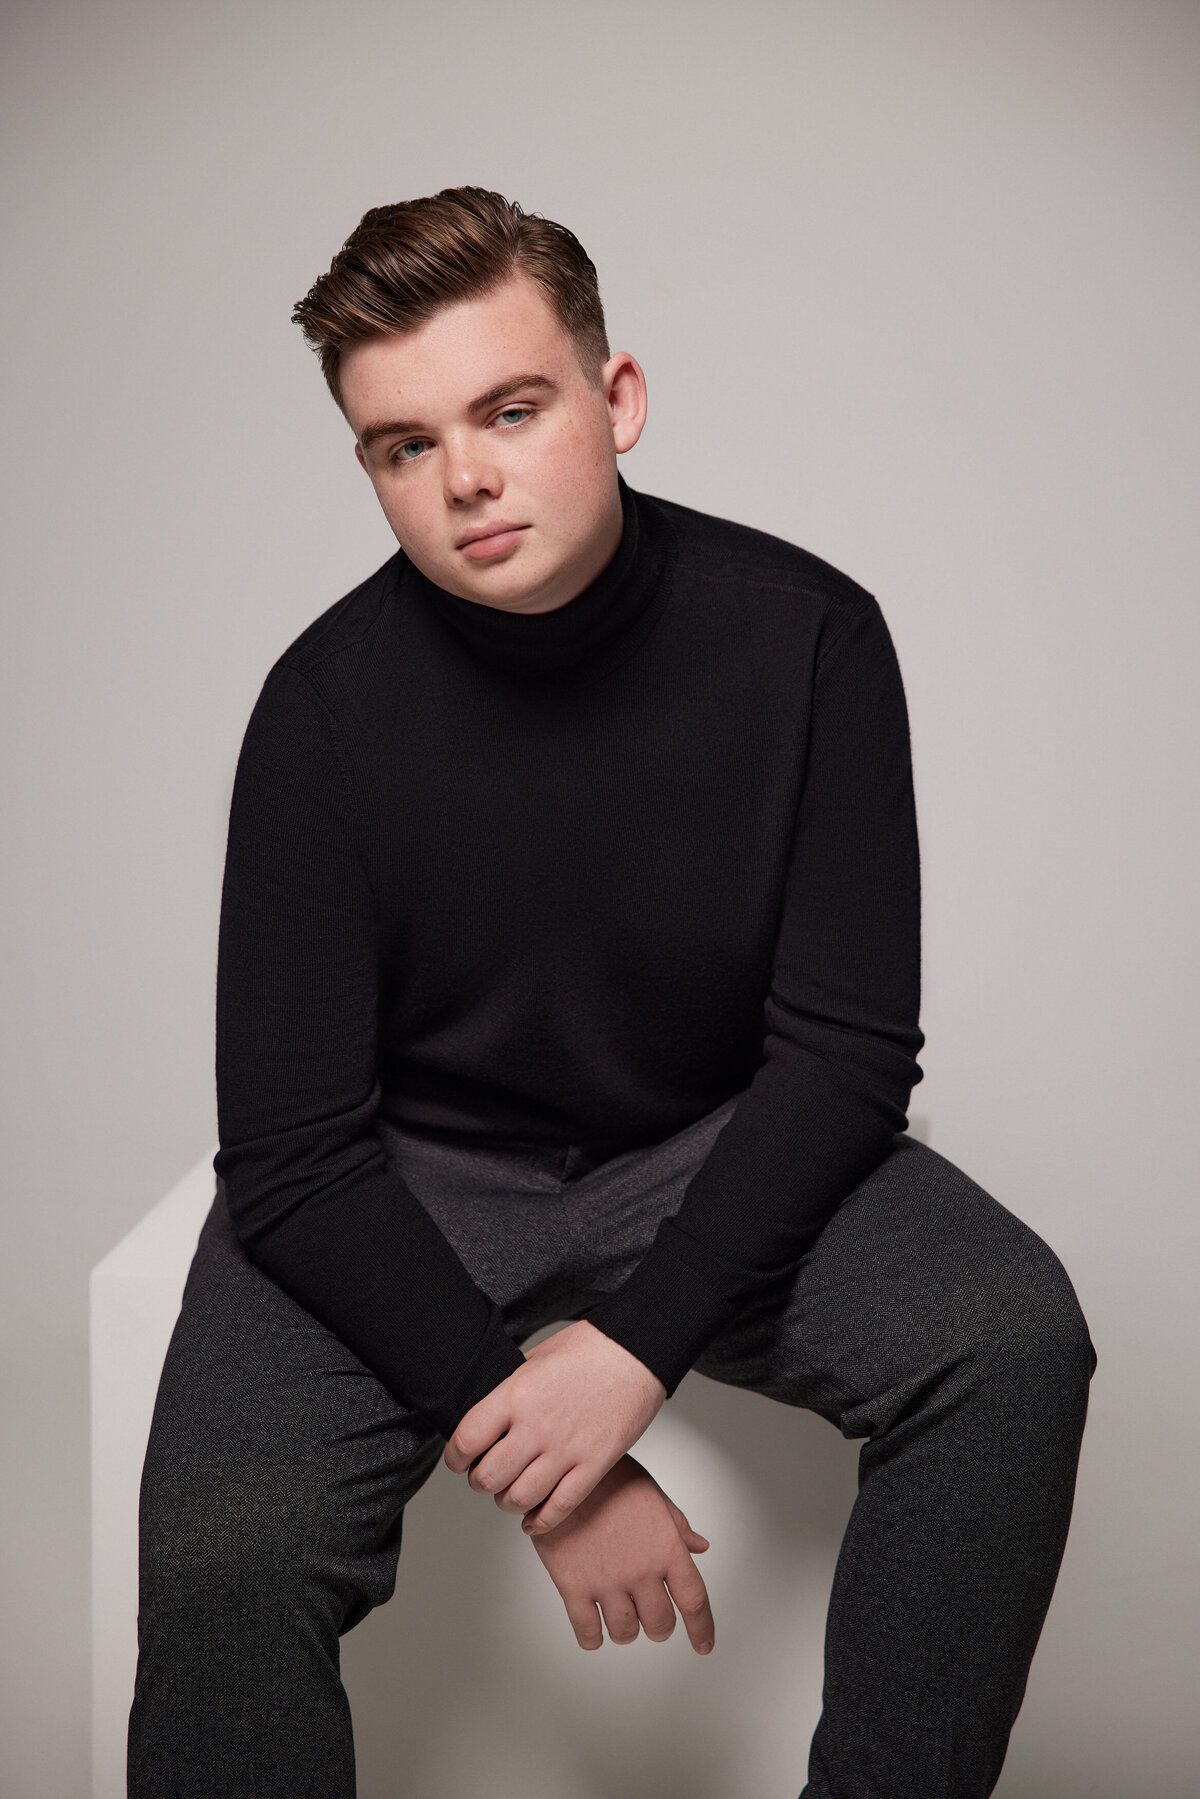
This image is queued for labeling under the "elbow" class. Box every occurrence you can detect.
[763,992,924,1122]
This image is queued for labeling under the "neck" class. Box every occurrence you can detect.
[404,476,673,680]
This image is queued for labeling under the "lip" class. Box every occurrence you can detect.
[456,521,530,560]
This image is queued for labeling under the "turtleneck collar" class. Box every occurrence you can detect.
[403,476,672,680]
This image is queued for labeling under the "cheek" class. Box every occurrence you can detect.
[376,477,432,548]
[530,413,609,505]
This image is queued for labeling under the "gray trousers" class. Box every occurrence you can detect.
[129,1097,1096,1798]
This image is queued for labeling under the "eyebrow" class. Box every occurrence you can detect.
[357,373,559,452]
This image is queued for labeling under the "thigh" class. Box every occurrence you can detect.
[692,1135,1095,1437]
[140,1185,443,1627]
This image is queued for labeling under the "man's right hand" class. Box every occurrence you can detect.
[529,1453,715,1655]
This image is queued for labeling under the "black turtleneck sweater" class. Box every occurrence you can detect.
[214,479,924,1437]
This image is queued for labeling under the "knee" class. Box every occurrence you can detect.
[893,1145,1096,1396]
[971,1224,1096,1408]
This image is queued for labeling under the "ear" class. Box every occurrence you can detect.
[354,441,367,470]
[602,352,648,455]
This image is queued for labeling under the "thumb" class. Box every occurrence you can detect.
[669,1502,710,1551]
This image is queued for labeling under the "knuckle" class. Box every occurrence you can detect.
[603,1603,637,1643]
[567,1608,601,1646]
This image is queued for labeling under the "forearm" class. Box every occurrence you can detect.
[220,1155,525,1435]
[583,1041,914,1391]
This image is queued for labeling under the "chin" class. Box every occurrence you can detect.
[465,562,563,611]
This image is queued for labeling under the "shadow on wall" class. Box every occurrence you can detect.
[342,1374,861,1799]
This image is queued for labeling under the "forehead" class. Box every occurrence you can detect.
[339,273,577,423]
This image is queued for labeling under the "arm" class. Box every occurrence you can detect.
[585,593,925,1377]
[215,662,523,1437]
[530,1455,714,1654]
[448,591,923,1526]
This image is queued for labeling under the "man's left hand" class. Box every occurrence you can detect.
[443,1318,667,1535]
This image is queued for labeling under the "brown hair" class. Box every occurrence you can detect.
[292,186,610,410]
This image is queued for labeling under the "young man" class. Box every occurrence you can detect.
[130,186,1096,1798]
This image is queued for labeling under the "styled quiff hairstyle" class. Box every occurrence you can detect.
[292,186,610,411]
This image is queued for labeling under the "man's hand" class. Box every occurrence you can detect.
[442,1318,666,1535]
[530,1454,715,1654]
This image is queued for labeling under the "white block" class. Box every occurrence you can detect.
[90,1150,218,1799]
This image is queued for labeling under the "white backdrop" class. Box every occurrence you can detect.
[2,2,1198,1794]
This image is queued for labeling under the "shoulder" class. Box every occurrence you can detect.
[636,488,876,635]
[234,552,406,768]
[267,551,405,689]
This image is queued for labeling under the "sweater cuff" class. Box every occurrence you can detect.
[418,1307,526,1440]
[583,1220,760,1396]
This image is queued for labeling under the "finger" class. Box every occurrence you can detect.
[521,1463,599,1536]
[631,1579,676,1643]
[493,1452,567,1516]
[444,1398,512,1474]
[563,1594,604,1652]
[666,1556,715,1655]
[599,1591,640,1647]
[466,1432,536,1497]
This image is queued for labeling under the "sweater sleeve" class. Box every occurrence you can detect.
[213,662,524,1437]
[584,593,925,1391]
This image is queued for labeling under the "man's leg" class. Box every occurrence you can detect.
[128,1120,634,1799]
[691,1135,1097,1799]
[128,1186,444,1799]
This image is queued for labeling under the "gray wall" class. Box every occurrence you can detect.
[3,1,1197,1792]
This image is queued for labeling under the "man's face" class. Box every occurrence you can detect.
[340,274,647,614]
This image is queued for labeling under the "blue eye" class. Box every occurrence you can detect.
[396,440,429,462]
[497,407,530,426]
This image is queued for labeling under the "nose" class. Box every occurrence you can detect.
[443,433,502,506]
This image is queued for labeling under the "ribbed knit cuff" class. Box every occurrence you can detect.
[419,1306,526,1440]
[583,1220,758,1396]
